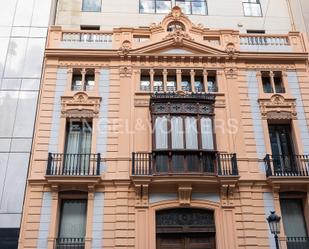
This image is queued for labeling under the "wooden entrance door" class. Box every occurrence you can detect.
[156,208,216,249]
[156,233,216,249]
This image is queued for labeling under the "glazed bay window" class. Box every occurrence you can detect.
[82,0,101,12]
[242,0,262,16]
[139,69,216,93]
[57,199,87,249]
[72,69,95,91]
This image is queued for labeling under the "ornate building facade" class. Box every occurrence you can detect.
[17,5,309,249]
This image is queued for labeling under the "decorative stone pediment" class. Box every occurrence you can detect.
[61,92,101,118]
[258,94,297,120]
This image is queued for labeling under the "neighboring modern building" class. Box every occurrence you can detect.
[17,1,309,249]
[0,0,57,248]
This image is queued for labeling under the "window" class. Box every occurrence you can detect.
[167,21,185,32]
[207,71,218,92]
[242,0,262,16]
[246,29,265,34]
[80,25,100,30]
[82,0,101,12]
[154,115,214,150]
[139,0,207,15]
[71,69,95,91]
[64,121,92,174]
[175,0,207,15]
[57,199,87,248]
[280,198,308,238]
[140,70,151,91]
[133,35,150,43]
[140,0,171,14]
[261,71,285,94]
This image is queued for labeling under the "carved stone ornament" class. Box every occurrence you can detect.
[118,40,132,55]
[225,42,238,59]
[164,29,194,45]
[178,185,192,206]
[259,94,297,120]
[225,68,238,79]
[61,92,101,118]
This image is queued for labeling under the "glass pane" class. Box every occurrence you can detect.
[195,76,204,92]
[140,75,151,91]
[201,117,214,150]
[181,76,191,91]
[85,74,95,91]
[155,117,168,149]
[262,76,273,93]
[155,154,168,172]
[187,154,199,172]
[82,0,101,11]
[207,76,217,92]
[171,117,184,149]
[72,75,83,91]
[154,76,163,92]
[243,3,262,16]
[172,154,184,172]
[176,1,191,14]
[192,1,207,15]
[140,0,155,13]
[280,199,307,237]
[167,76,176,92]
[156,0,171,13]
[185,117,198,149]
[59,200,87,238]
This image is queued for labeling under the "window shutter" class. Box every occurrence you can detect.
[171,117,184,149]
[185,117,198,149]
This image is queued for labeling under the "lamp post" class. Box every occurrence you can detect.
[266,211,281,249]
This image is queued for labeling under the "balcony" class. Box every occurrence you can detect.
[264,154,309,186]
[286,237,309,249]
[45,153,101,184]
[55,238,85,249]
[131,151,239,186]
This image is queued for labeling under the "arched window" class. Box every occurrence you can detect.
[167,21,185,32]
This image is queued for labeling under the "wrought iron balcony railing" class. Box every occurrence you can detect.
[56,238,85,249]
[46,153,101,176]
[132,151,238,176]
[286,237,309,249]
[264,154,309,177]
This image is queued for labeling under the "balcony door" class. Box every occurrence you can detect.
[64,121,92,174]
[280,198,309,249]
[156,208,216,249]
[268,124,295,172]
[57,199,87,249]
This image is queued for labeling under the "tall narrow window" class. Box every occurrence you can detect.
[72,70,83,91]
[195,74,204,92]
[185,117,198,149]
[280,198,308,238]
[85,70,95,91]
[171,117,184,149]
[201,117,214,150]
[207,72,217,92]
[82,0,101,12]
[155,116,168,149]
[242,0,262,16]
[274,71,285,93]
[64,121,92,175]
[167,75,176,92]
[262,72,272,93]
[181,75,191,92]
[140,70,151,91]
[57,200,87,248]
[154,75,164,92]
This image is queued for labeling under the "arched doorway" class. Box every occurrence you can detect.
[156,208,216,249]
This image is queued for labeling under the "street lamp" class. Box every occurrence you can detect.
[267,211,281,249]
